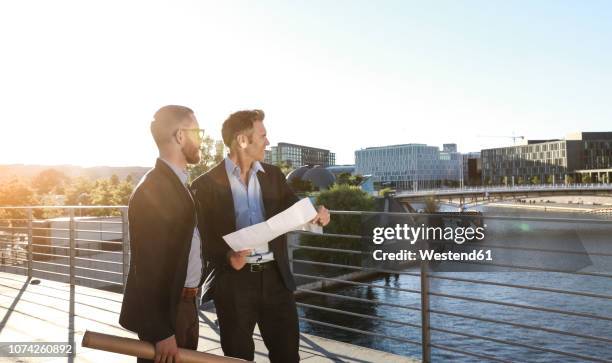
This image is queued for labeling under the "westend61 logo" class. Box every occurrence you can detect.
[371,224,492,262]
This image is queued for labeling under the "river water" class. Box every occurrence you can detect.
[296,206,612,362]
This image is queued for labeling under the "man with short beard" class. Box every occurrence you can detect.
[120,105,205,363]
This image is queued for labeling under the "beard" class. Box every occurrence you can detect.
[182,141,201,164]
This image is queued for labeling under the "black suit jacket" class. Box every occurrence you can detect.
[119,159,201,343]
[191,160,299,296]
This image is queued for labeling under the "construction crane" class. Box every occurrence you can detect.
[477,134,525,145]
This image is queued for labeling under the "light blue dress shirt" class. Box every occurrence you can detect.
[224,157,274,262]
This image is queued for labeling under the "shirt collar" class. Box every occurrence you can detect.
[224,157,265,177]
[160,158,189,186]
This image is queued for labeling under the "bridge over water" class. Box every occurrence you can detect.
[395,184,612,209]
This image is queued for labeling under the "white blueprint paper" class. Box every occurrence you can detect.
[223,198,322,251]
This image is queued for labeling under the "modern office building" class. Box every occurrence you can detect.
[265,142,336,167]
[355,143,462,190]
[481,132,612,185]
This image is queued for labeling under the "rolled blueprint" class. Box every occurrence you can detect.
[81,330,248,362]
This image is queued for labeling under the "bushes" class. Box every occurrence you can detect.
[294,185,375,274]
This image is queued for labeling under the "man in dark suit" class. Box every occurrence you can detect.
[120,105,206,363]
[192,109,330,363]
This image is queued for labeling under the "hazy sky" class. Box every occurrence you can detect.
[1,0,610,167]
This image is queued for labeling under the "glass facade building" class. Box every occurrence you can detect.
[481,132,612,185]
[355,143,462,190]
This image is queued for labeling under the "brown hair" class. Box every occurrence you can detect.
[150,105,194,147]
[221,109,265,147]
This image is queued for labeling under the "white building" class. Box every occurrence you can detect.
[355,143,462,190]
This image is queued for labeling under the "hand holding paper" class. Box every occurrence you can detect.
[223,198,323,252]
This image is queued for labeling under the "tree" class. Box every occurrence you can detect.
[530,175,541,185]
[110,174,120,186]
[289,178,314,194]
[91,179,114,206]
[565,175,575,184]
[295,185,376,272]
[336,172,365,187]
[582,174,592,183]
[0,179,40,219]
[31,169,69,194]
[316,184,375,214]
[64,177,94,206]
[278,161,295,176]
[0,179,39,206]
[188,136,224,182]
[113,179,134,205]
[545,175,554,184]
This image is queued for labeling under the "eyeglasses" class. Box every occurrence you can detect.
[179,128,205,141]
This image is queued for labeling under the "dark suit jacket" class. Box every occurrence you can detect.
[191,160,299,297]
[119,159,201,343]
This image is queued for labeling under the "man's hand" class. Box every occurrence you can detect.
[311,205,331,226]
[155,335,179,363]
[228,250,252,270]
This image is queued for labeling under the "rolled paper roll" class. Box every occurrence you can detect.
[81,330,249,362]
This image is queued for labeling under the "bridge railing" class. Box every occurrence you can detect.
[1,206,612,362]
[397,183,612,196]
[288,210,612,362]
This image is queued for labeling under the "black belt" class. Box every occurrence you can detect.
[246,260,275,272]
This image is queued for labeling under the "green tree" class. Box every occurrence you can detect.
[336,172,365,187]
[278,161,295,176]
[530,175,541,185]
[188,136,224,182]
[110,174,120,186]
[295,185,376,273]
[31,169,70,194]
[582,174,592,183]
[112,179,134,205]
[289,178,314,193]
[0,179,39,206]
[0,179,40,219]
[64,177,94,206]
[91,179,114,206]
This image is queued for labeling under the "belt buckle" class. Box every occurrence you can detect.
[250,263,263,272]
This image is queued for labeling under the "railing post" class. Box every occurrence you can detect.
[27,208,33,278]
[121,208,129,288]
[420,254,431,363]
[69,209,76,286]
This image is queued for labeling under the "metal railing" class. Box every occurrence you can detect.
[1,206,612,362]
[287,210,612,362]
[396,183,612,197]
[0,206,127,292]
